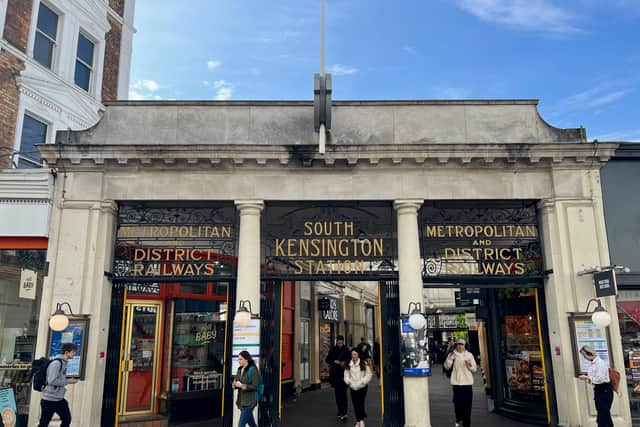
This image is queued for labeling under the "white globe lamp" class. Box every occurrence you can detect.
[48,303,73,331]
[592,307,611,327]
[407,302,427,330]
[235,300,254,328]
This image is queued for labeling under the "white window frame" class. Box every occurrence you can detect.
[13,110,50,169]
[31,0,62,71]
[74,30,96,93]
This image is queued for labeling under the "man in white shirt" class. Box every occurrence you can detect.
[578,345,613,427]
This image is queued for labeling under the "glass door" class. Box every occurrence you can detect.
[120,301,162,415]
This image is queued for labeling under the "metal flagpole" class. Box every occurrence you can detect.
[319,0,326,154]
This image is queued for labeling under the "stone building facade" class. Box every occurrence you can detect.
[36,100,631,427]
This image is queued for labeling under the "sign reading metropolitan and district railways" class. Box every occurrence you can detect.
[263,203,396,276]
[421,203,543,277]
[113,205,236,279]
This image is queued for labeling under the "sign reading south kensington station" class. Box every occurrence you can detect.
[113,204,236,279]
[421,202,543,277]
[263,202,396,276]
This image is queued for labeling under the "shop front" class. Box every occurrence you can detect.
[102,203,237,426]
[35,100,632,427]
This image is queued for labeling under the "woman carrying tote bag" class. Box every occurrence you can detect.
[344,347,373,427]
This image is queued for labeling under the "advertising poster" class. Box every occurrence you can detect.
[319,323,332,378]
[231,319,260,373]
[48,318,88,378]
[573,318,610,374]
[18,269,37,300]
[0,387,18,427]
[400,317,430,376]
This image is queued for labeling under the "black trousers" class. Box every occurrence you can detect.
[351,386,368,421]
[452,385,473,427]
[38,398,71,427]
[334,381,348,416]
[594,383,614,427]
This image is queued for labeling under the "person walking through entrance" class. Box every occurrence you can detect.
[326,335,351,420]
[233,351,260,427]
[356,337,372,362]
[344,348,372,427]
[578,345,614,427]
[37,342,78,427]
[444,339,477,427]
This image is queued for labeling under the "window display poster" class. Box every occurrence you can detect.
[400,317,430,376]
[572,317,610,375]
[0,387,18,427]
[231,319,260,373]
[48,318,89,378]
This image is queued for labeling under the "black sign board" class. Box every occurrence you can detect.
[262,202,396,277]
[318,297,340,321]
[113,204,236,280]
[421,201,543,279]
[594,270,617,297]
[318,298,332,310]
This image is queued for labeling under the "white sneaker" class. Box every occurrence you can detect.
[455,423,461,427]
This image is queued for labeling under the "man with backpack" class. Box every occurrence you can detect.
[37,343,78,427]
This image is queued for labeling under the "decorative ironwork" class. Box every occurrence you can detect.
[259,280,281,427]
[421,201,543,279]
[380,279,404,427]
[262,202,396,277]
[113,204,237,280]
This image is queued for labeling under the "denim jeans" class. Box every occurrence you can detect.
[238,407,258,427]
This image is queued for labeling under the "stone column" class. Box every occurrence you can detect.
[233,200,264,425]
[394,200,430,427]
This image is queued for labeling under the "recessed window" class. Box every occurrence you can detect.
[74,33,94,91]
[17,114,47,168]
[33,3,58,69]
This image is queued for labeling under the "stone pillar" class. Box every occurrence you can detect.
[540,191,631,426]
[394,200,430,427]
[29,198,117,426]
[233,200,264,425]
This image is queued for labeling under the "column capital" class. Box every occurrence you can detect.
[393,199,423,214]
[235,200,264,213]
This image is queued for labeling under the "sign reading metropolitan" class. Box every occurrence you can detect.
[421,202,542,277]
[113,205,236,279]
[263,202,396,276]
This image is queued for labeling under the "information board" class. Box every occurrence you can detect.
[400,317,430,376]
[569,314,612,376]
[231,319,260,374]
[47,317,90,379]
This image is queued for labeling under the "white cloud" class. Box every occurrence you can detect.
[403,45,419,55]
[432,86,472,99]
[213,80,233,100]
[455,0,581,34]
[203,80,210,86]
[130,79,160,92]
[565,87,633,108]
[207,60,221,70]
[328,64,358,76]
[128,91,148,100]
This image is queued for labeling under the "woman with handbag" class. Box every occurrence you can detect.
[444,339,477,427]
[344,348,373,427]
[233,351,260,427]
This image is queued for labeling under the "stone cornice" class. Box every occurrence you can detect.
[39,143,619,170]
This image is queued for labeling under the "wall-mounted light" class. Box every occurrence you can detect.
[407,302,427,330]
[235,300,255,328]
[49,302,74,331]
[585,298,611,328]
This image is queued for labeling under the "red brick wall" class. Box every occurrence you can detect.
[101,15,122,101]
[0,51,25,168]
[109,0,125,17]
[3,0,33,52]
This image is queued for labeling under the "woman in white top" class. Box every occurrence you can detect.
[444,338,477,427]
[578,345,613,427]
[344,348,373,427]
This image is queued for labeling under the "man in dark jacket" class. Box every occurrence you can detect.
[38,342,78,427]
[325,335,350,420]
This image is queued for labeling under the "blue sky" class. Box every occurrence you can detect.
[129,0,640,141]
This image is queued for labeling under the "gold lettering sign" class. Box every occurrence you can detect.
[273,221,386,275]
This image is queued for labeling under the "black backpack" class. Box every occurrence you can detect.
[32,357,62,392]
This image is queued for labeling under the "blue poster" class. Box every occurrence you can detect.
[49,320,87,377]
[400,318,431,376]
[0,387,18,427]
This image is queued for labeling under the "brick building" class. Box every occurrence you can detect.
[0,1,135,425]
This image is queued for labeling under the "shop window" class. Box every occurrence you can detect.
[74,32,94,91]
[33,3,59,69]
[617,292,640,420]
[16,114,47,168]
[169,299,226,394]
[0,249,46,425]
